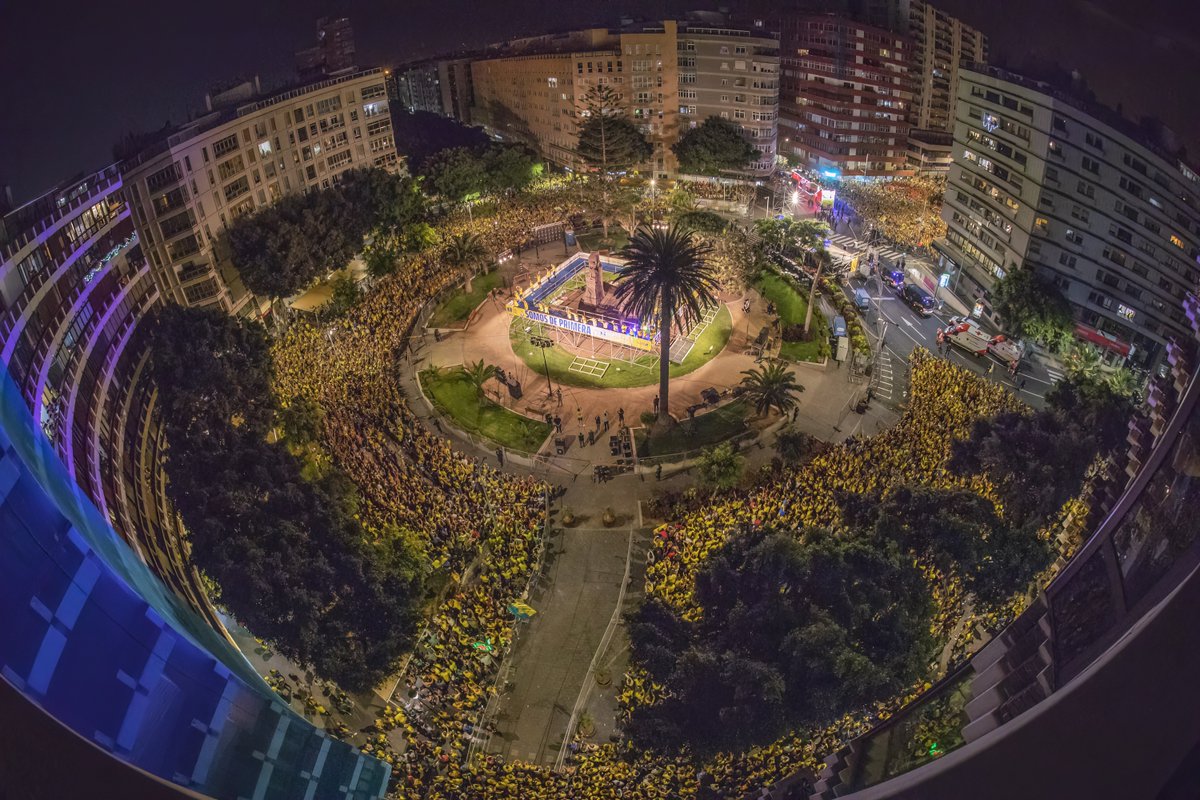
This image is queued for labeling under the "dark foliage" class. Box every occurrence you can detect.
[149,305,423,690]
[671,116,760,176]
[626,527,934,751]
[226,168,423,298]
[390,110,490,172]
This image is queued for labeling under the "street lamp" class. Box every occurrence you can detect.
[530,333,555,399]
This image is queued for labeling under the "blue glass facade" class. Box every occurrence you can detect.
[0,367,390,799]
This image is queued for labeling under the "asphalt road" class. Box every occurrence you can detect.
[825,248,1059,410]
[483,526,633,766]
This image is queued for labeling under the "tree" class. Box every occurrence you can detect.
[626,526,934,751]
[696,442,744,490]
[444,231,490,292]
[803,247,831,337]
[991,266,1074,342]
[422,146,486,203]
[575,85,654,175]
[1060,339,1105,382]
[481,144,541,194]
[950,409,1099,533]
[754,217,827,258]
[226,168,418,298]
[675,209,729,235]
[462,359,497,401]
[774,428,817,466]
[705,225,766,292]
[739,360,805,418]
[149,305,424,691]
[1045,374,1135,454]
[671,116,760,176]
[614,225,719,429]
[326,273,360,317]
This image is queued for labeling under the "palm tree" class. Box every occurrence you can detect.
[739,360,805,418]
[1105,366,1139,398]
[1063,340,1104,382]
[615,224,719,429]
[462,359,497,402]
[444,232,490,292]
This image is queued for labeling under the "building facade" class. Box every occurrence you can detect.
[678,23,780,176]
[296,16,357,79]
[438,58,476,122]
[778,15,913,177]
[937,66,1200,369]
[121,69,399,317]
[471,19,779,179]
[397,61,444,114]
[904,0,987,135]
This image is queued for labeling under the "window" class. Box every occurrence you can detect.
[361,83,386,100]
[212,133,239,158]
[145,163,182,192]
[1035,217,1049,232]
[223,176,250,202]
[547,77,558,88]
[1077,180,1095,199]
[1085,132,1104,150]
[1046,167,1059,183]
[1170,234,1185,249]
[1065,229,1084,245]
[258,140,272,157]
[1058,252,1078,269]
[327,150,353,170]
[1082,156,1100,174]
[1123,153,1148,174]
[1071,206,1090,223]
[217,154,245,182]
[1053,115,1068,132]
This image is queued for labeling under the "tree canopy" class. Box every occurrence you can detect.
[226,168,424,299]
[991,266,1074,343]
[671,116,760,176]
[149,305,424,690]
[576,85,654,174]
[615,224,718,427]
[626,526,934,751]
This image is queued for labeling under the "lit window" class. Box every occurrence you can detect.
[1170,234,1184,249]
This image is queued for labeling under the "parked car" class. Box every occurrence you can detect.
[901,284,936,316]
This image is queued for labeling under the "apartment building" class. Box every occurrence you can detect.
[472,19,778,178]
[905,0,987,134]
[471,24,679,176]
[295,16,357,79]
[678,23,780,176]
[121,69,400,317]
[937,66,1200,369]
[779,15,913,177]
[397,61,444,114]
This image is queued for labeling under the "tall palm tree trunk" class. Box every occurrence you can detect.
[657,294,673,430]
[803,258,825,337]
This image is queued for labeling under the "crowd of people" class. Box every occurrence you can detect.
[265,177,1080,799]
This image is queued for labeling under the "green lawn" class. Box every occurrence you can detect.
[635,399,750,458]
[755,272,829,363]
[509,305,732,389]
[420,367,552,453]
[429,269,505,328]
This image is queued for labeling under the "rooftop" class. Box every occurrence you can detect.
[119,67,387,171]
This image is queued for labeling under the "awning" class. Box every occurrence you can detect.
[1075,322,1131,358]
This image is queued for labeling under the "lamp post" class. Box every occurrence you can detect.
[530,334,555,399]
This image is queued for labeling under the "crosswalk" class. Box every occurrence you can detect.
[828,233,909,265]
[871,348,897,402]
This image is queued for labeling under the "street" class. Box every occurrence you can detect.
[827,234,1059,409]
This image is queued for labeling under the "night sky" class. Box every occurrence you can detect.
[1,0,1197,203]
